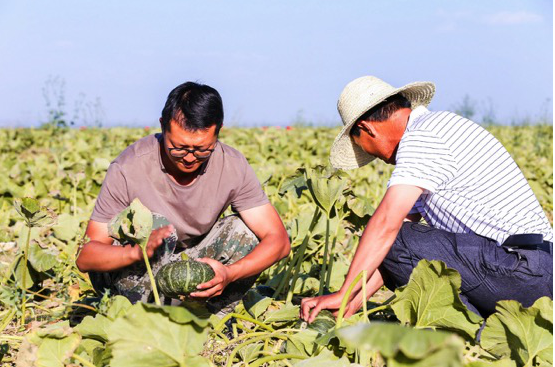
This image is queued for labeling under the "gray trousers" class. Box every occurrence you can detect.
[89,214,259,315]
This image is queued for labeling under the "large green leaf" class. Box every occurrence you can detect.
[107,303,209,367]
[306,168,346,216]
[108,198,153,248]
[74,314,112,342]
[295,349,351,367]
[36,333,81,367]
[480,297,553,366]
[28,243,58,272]
[105,295,132,320]
[337,322,465,367]
[14,256,37,289]
[264,302,299,323]
[243,288,273,319]
[51,213,81,241]
[142,303,210,328]
[13,198,56,228]
[285,328,319,357]
[390,260,483,340]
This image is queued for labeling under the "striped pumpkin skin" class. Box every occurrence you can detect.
[155,260,215,298]
[295,310,336,334]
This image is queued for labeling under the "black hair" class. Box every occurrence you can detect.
[160,82,224,134]
[350,94,411,137]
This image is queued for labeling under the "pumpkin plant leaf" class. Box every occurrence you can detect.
[105,295,133,320]
[28,242,58,272]
[264,302,300,323]
[108,198,153,248]
[337,322,465,366]
[52,213,81,241]
[480,297,553,366]
[295,348,351,367]
[36,333,81,367]
[74,313,113,343]
[305,167,346,216]
[390,260,483,340]
[243,289,273,319]
[107,303,210,367]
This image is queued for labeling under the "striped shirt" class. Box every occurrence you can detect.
[388,106,553,245]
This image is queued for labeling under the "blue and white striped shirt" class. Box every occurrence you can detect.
[388,106,553,245]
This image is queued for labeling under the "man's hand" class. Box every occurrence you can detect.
[130,225,175,261]
[301,291,368,323]
[189,258,232,298]
[77,221,175,272]
[301,292,347,323]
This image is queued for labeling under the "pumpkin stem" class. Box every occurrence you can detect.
[141,246,161,306]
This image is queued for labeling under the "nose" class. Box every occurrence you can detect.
[182,154,197,164]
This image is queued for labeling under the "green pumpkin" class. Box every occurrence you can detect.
[295,310,336,334]
[155,260,215,298]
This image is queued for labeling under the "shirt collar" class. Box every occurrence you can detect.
[407,106,429,129]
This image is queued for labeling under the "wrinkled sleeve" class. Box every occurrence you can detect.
[388,131,458,193]
[90,163,130,223]
[231,157,270,213]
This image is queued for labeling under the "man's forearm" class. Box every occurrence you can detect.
[339,212,402,297]
[226,231,290,282]
[76,241,138,272]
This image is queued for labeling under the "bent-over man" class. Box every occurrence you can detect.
[76,82,290,314]
[301,76,553,321]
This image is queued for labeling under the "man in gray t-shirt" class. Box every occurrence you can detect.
[76,82,290,309]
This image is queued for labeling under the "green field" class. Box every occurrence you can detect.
[0,125,552,366]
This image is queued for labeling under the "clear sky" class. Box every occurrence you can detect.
[0,0,552,127]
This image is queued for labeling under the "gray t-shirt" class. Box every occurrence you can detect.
[91,134,269,243]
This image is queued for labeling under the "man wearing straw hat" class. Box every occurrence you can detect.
[301,76,553,321]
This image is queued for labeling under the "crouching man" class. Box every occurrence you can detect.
[76,82,290,315]
[302,76,553,321]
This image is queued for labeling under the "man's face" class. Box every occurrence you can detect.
[351,121,398,165]
[162,120,218,174]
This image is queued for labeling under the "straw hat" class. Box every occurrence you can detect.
[330,76,435,170]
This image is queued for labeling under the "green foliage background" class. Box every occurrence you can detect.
[0,125,552,366]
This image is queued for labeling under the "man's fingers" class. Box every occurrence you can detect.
[307,304,323,324]
[300,297,316,320]
[190,286,221,298]
[196,278,219,289]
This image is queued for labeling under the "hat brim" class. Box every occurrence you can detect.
[330,81,435,170]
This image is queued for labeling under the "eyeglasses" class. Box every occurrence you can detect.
[166,141,217,160]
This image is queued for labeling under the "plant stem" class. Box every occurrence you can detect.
[0,335,23,341]
[141,246,161,306]
[71,353,97,367]
[0,308,16,333]
[318,216,330,296]
[336,270,365,328]
[250,354,307,367]
[284,207,320,303]
[72,181,77,216]
[20,225,32,326]
[225,333,290,367]
[215,313,274,332]
[324,236,337,290]
[273,206,319,299]
[361,270,368,323]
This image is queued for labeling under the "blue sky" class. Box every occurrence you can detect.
[0,0,552,127]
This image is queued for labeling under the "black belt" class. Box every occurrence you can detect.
[502,234,552,253]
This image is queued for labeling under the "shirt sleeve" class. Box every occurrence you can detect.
[231,158,270,212]
[388,130,458,193]
[90,162,130,223]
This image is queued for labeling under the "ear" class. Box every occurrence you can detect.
[358,120,377,137]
